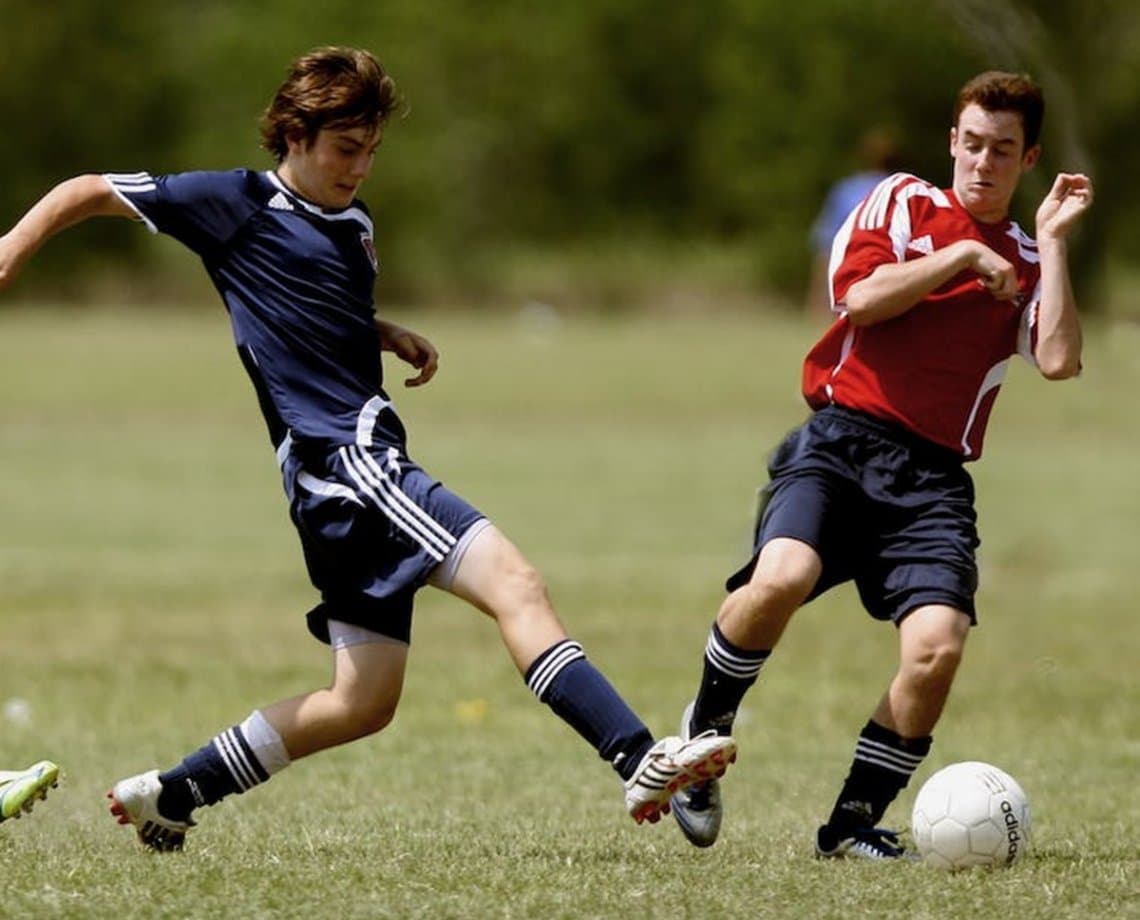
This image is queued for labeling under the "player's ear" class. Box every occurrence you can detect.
[948,126,958,158]
[1021,144,1041,170]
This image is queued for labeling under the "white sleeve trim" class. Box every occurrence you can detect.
[101,173,158,234]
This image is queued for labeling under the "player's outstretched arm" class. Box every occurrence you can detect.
[1032,172,1093,380]
[375,318,440,387]
[0,175,135,292]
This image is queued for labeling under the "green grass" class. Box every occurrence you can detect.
[1,305,1137,919]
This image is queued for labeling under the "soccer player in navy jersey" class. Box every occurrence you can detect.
[0,46,735,851]
[669,71,1093,857]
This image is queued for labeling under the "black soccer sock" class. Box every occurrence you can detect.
[157,713,289,821]
[824,720,931,835]
[525,639,654,781]
[689,622,769,736]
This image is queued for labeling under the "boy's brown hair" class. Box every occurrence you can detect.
[953,71,1045,150]
[260,47,399,161]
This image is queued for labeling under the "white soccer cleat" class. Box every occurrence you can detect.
[108,770,194,852]
[0,761,61,822]
[670,701,725,847]
[624,730,736,825]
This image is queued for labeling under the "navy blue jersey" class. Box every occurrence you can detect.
[105,169,399,450]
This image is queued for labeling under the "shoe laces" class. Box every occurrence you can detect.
[846,826,903,859]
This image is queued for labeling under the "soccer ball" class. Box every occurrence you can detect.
[911,761,1031,870]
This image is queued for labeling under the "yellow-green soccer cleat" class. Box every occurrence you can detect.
[0,761,61,822]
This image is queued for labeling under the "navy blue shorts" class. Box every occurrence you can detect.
[280,437,485,645]
[727,405,980,623]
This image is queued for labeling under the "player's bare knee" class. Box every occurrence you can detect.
[742,571,809,619]
[339,697,398,739]
[907,638,964,687]
[496,560,551,614]
[327,678,401,738]
[358,702,398,737]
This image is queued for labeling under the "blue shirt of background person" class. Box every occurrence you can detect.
[805,127,904,318]
[810,170,891,255]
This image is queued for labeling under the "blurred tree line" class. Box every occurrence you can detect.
[1,0,1135,310]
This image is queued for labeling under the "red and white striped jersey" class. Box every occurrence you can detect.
[802,172,1042,460]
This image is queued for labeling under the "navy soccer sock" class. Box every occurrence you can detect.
[156,712,290,821]
[689,621,769,736]
[525,639,654,782]
[823,720,931,837]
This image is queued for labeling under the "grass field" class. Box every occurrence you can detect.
[1,305,1137,919]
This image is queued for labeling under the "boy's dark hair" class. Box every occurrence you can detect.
[953,71,1044,150]
[260,47,400,161]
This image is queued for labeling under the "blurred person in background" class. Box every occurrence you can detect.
[805,127,904,320]
[670,71,1092,858]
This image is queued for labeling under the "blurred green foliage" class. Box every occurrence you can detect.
[1,0,1135,308]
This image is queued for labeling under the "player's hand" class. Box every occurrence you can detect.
[376,319,439,387]
[1036,173,1094,241]
[966,242,1019,301]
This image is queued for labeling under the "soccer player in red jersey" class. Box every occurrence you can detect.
[670,72,1093,857]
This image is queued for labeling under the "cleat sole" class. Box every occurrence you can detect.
[626,733,737,826]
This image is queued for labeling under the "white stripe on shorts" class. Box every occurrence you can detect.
[339,445,455,561]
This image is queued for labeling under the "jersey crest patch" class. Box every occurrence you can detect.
[360,233,378,272]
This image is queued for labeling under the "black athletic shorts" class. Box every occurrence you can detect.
[727,405,980,624]
[280,437,485,645]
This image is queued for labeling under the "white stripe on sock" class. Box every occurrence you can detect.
[705,630,766,679]
[527,640,585,701]
[854,738,923,777]
[213,730,258,792]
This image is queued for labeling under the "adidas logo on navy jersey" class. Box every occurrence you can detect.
[268,192,294,211]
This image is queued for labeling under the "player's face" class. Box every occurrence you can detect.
[950,104,1040,223]
[280,124,382,210]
